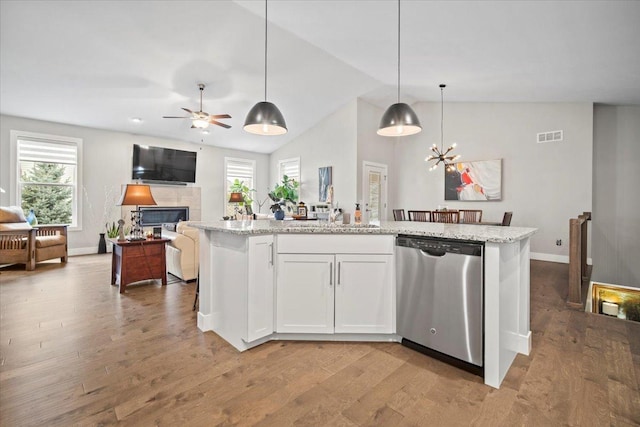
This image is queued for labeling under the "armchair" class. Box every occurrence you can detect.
[0,206,67,270]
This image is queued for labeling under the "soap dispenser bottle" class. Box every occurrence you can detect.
[354,203,361,224]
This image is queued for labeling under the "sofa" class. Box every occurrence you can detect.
[162,222,199,282]
[0,206,68,270]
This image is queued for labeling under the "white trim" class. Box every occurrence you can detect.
[530,252,593,265]
[224,156,256,217]
[362,161,388,221]
[278,157,301,182]
[10,130,83,231]
[530,252,568,263]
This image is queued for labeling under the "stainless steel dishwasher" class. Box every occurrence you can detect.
[396,235,483,373]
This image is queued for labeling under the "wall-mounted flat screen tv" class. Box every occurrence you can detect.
[132,144,197,184]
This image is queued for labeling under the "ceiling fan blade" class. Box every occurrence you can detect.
[163,116,190,119]
[182,107,194,114]
[210,114,231,119]
[210,120,232,129]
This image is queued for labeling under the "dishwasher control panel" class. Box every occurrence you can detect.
[396,235,482,256]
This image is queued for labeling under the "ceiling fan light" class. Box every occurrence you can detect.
[377,103,422,137]
[244,101,288,135]
[192,118,210,129]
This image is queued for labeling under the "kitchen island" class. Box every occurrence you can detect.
[191,220,536,389]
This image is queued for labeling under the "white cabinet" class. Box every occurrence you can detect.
[275,235,395,335]
[203,232,274,348]
[334,254,394,333]
[276,254,334,333]
[246,235,275,342]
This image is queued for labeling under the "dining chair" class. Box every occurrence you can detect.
[459,209,483,223]
[501,212,513,226]
[408,210,431,222]
[393,209,407,221]
[432,211,459,223]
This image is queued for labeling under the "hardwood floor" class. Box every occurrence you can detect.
[1,256,639,426]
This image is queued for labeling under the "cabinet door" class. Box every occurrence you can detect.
[276,254,335,333]
[334,254,394,333]
[246,235,274,342]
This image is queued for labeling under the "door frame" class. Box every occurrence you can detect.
[362,161,388,222]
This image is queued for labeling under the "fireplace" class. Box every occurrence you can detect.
[139,206,189,227]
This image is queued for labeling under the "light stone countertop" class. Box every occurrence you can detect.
[188,220,537,243]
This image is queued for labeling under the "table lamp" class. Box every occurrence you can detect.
[117,184,157,240]
[228,192,244,219]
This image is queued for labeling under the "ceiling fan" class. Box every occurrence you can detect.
[163,84,231,129]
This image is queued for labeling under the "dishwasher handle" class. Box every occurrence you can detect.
[420,249,446,258]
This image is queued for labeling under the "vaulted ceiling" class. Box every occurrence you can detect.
[1,1,639,153]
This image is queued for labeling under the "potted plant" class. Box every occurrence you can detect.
[270,200,286,220]
[228,179,255,213]
[104,221,121,252]
[621,297,640,322]
[269,175,299,213]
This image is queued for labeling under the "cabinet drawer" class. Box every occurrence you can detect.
[277,234,393,254]
[124,242,164,257]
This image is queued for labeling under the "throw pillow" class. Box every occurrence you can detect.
[0,206,28,223]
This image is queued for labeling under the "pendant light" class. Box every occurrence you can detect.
[244,0,287,135]
[425,84,460,172]
[377,0,421,137]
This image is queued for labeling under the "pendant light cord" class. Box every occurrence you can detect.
[441,85,444,151]
[264,0,268,102]
[397,0,401,104]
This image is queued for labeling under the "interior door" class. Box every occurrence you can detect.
[362,162,388,222]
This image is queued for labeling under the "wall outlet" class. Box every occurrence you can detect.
[556,239,562,246]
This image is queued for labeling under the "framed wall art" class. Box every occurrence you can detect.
[319,166,332,202]
[444,159,502,201]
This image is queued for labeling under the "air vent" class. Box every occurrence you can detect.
[537,130,563,143]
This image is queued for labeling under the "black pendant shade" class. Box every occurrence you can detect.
[244,0,287,136]
[244,101,287,135]
[377,102,422,137]
[377,0,422,137]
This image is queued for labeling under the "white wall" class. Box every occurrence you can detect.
[356,99,396,219]
[269,100,358,212]
[0,114,269,254]
[592,105,640,288]
[393,102,593,259]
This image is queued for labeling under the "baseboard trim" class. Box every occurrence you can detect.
[530,252,593,265]
[531,252,568,263]
[69,246,100,256]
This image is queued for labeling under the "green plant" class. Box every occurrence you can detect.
[105,221,120,238]
[621,297,640,322]
[269,175,299,204]
[228,179,254,206]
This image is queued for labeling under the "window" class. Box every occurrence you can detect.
[224,157,255,217]
[278,157,300,184]
[277,157,300,202]
[12,131,82,229]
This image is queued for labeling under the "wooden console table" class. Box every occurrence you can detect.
[110,238,169,293]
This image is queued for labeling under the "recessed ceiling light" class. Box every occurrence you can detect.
[130,117,143,123]
[202,130,210,135]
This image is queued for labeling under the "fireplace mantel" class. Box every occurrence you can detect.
[120,185,201,227]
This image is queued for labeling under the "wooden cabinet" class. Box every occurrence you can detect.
[111,238,169,293]
[275,235,395,334]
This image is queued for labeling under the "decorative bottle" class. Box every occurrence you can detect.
[354,203,361,224]
[26,208,38,226]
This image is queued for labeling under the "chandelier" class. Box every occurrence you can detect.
[426,84,460,172]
